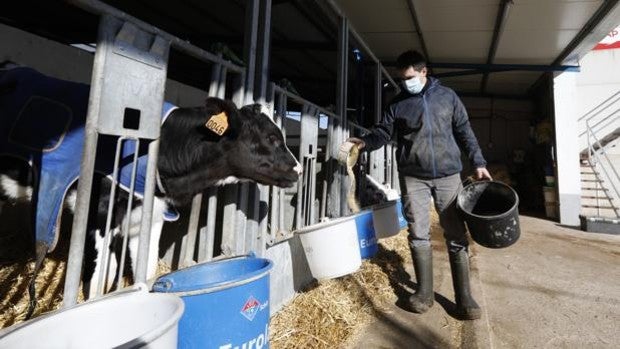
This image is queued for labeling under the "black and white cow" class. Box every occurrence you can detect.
[0,64,301,315]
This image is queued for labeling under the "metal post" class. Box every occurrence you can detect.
[337,16,349,216]
[64,14,170,305]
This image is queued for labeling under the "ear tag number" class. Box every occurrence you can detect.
[206,112,229,136]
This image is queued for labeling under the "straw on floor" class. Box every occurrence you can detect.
[270,210,441,349]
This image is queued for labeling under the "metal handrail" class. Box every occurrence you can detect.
[586,122,620,218]
[578,90,620,122]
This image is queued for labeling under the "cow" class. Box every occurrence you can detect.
[0,64,301,317]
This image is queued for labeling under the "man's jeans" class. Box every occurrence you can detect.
[400,173,469,253]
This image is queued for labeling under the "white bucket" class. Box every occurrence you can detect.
[295,215,362,279]
[0,288,184,349]
[373,200,401,239]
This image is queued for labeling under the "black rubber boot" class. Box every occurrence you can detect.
[408,245,434,313]
[449,250,482,320]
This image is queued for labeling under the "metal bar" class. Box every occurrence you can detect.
[383,61,580,72]
[65,0,245,73]
[296,104,310,229]
[244,0,260,103]
[309,157,317,225]
[278,94,288,232]
[578,91,620,122]
[134,139,161,283]
[323,0,399,89]
[273,85,339,120]
[589,127,620,202]
[95,136,125,296]
[337,15,349,216]
[203,187,218,260]
[480,0,513,94]
[185,193,203,264]
[405,0,431,67]
[118,138,141,284]
[63,16,109,308]
[256,0,272,100]
[267,84,279,245]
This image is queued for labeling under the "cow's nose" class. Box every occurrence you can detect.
[293,161,303,175]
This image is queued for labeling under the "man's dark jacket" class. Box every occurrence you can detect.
[361,77,486,179]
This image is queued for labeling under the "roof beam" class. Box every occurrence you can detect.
[552,0,620,65]
[480,0,513,94]
[385,61,579,72]
[405,0,431,65]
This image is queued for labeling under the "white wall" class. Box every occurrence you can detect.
[554,72,582,226]
[575,49,620,154]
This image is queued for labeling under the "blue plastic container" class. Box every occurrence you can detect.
[152,256,273,349]
[354,210,378,259]
[396,198,408,229]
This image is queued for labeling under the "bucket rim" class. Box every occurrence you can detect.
[457,180,520,220]
[152,257,273,296]
[372,200,398,210]
[294,214,358,234]
[0,290,184,345]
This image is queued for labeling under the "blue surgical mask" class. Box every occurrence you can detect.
[403,76,424,94]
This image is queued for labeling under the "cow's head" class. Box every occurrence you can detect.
[203,97,301,188]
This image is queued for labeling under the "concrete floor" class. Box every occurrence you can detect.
[348,214,620,349]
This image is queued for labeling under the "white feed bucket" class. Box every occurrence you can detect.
[373,200,401,239]
[0,288,184,349]
[295,215,362,279]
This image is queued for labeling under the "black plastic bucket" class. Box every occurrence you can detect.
[457,181,520,248]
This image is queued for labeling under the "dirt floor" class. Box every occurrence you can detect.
[348,214,620,349]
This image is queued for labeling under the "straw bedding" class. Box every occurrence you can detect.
[270,210,441,349]
[2,201,443,349]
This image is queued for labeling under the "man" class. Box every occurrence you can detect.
[347,50,491,320]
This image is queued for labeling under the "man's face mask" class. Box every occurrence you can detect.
[403,76,424,94]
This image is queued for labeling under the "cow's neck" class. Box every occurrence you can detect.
[158,155,232,205]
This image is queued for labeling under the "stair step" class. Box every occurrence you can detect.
[581,205,618,209]
[581,195,614,200]
[581,179,603,182]
[582,187,610,191]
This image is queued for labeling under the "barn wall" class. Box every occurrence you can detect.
[0,23,206,107]
[461,97,536,170]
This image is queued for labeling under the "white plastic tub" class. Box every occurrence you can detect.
[373,200,401,239]
[295,215,362,280]
[0,288,184,349]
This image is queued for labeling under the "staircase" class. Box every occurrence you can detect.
[578,92,620,233]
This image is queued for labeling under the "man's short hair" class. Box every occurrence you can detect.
[396,50,427,71]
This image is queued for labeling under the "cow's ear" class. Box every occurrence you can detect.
[250,103,262,116]
[205,97,237,116]
[204,97,240,136]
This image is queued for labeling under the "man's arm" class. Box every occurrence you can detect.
[349,107,396,151]
[452,94,492,180]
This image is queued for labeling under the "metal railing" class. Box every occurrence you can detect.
[581,91,620,218]
[52,0,399,309]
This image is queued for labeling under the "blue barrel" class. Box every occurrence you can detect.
[152,256,273,349]
[354,210,378,259]
[396,198,408,229]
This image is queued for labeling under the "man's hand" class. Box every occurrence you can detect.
[475,167,492,180]
[347,137,366,150]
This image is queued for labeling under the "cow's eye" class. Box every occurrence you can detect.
[269,134,279,145]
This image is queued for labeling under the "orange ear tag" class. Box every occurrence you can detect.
[205,111,229,136]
